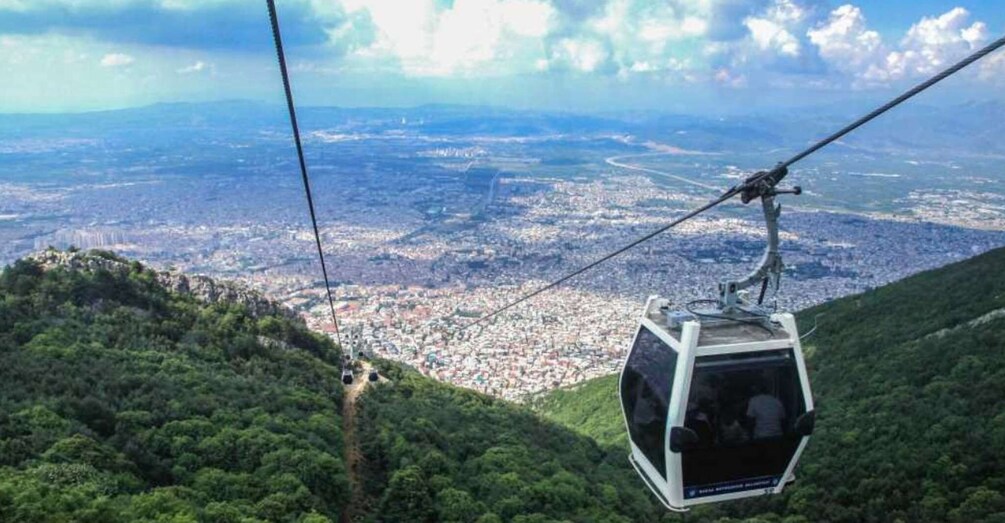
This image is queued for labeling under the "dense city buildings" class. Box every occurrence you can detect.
[3,104,1004,400]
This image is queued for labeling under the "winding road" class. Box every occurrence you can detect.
[605,152,723,193]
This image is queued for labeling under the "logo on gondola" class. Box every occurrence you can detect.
[688,489,697,498]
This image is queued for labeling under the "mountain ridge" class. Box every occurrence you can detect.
[28,248,297,321]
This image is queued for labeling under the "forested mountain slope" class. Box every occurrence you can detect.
[539,246,1005,522]
[355,361,670,523]
[533,374,628,449]
[0,250,350,522]
[5,246,1005,522]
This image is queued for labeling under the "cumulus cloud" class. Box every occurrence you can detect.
[100,52,134,67]
[341,0,557,76]
[2,0,1001,97]
[743,0,804,57]
[807,4,883,78]
[702,0,825,83]
[883,7,988,80]
[547,37,611,73]
[176,60,208,74]
[583,0,711,73]
[714,67,747,87]
[336,0,724,78]
[744,17,799,56]
[807,5,993,87]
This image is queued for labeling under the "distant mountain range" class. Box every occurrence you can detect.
[2,99,1003,158]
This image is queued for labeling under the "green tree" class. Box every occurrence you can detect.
[380,466,434,523]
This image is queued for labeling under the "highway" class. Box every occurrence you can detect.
[605,152,722,193]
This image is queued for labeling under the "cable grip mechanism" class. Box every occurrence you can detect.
[718,165,801,314]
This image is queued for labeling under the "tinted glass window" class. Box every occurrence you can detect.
[620,326,677,477]
[681,349,807,499]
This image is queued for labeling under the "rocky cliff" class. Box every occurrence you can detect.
[29,248,299,322]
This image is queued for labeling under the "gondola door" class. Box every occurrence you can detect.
[619,297,698,510]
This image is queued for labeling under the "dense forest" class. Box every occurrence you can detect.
[533,373,628,449]
[0,250,350,522]
[539,246,1005,522]
[355,360,669,523]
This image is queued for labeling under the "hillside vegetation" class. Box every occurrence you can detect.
[539,246,1005,522]
[0,251,350,522]
[533,376,627,449]
[354,360,670,523]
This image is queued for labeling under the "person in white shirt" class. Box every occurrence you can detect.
[746,384,786,439]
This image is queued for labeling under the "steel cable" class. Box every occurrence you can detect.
[267,0,342,345]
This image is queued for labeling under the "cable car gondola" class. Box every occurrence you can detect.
[619,187,814,511]
[342,368,354,385]
[368,369,379,382]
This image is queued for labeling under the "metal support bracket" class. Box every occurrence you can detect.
[718,165,801,314]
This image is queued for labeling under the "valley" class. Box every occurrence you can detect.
[2,103,1004,400]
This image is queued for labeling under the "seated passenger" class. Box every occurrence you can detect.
[634,385,664,451]
[685,399,715,446]
[746,384,786,439]
[718,409,749,445]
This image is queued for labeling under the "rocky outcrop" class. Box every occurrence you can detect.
[29,249,300,322]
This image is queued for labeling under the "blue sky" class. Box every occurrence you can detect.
[0,0,1002,113]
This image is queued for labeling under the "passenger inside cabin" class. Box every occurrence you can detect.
[633,383,665,455]
[746,382,786,439]
[685,398,715,445]
[719,407,749,445]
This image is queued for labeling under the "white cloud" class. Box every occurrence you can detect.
[343,0,556,76]
[742,0,804,57]
[629,61,655,73]
[547,37,609,73]
[744,17,800,56]
[807,4,883,74]
[884,7,987,79]
[176,60,207,74]
[701,0,812,86]
[5,0,1002,108]
[978,51,1005,82]
[0,0,31,12]
[558,0,715,78]
[339,0,720,78]
[808,5,994,87]
[714,67,747,87]
[99,53,134,67]
[637,15,708,42]
[1,0,131,11]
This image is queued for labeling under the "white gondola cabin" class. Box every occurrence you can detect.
[619,187,814,510]
[619,297,814,510]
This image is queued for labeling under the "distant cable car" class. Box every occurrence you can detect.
[619,186,814,511]
[342,368,354,385]
[368,369,379,382]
